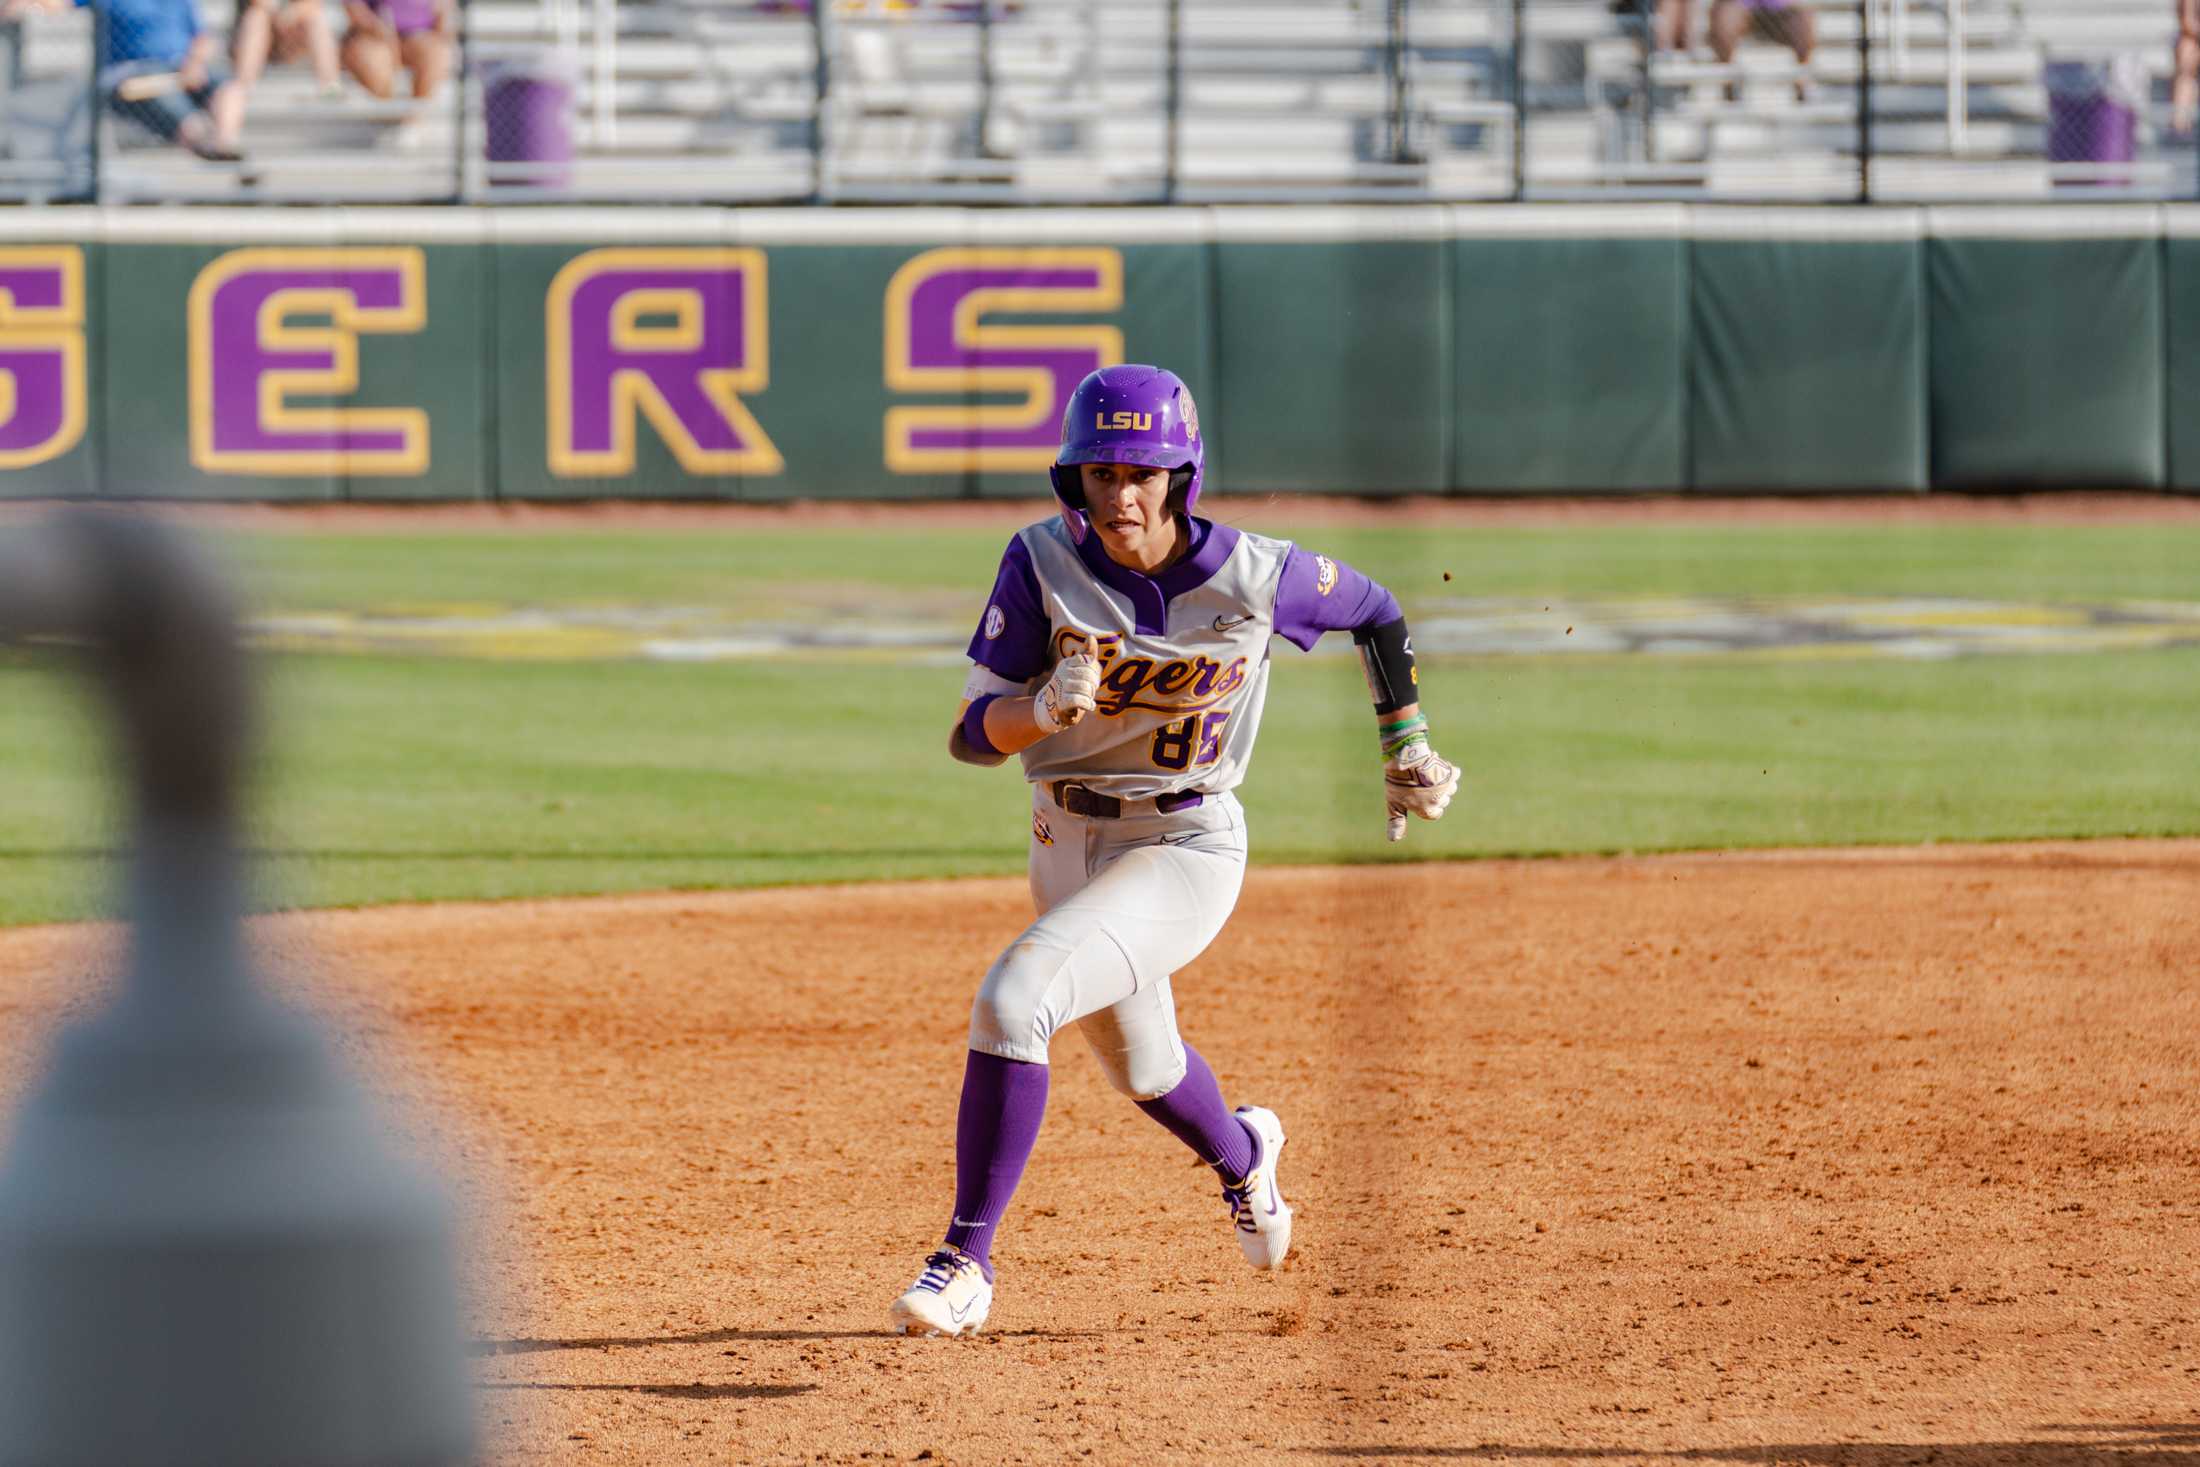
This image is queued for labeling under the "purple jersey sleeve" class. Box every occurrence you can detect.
[965,533,1052,681]
[1272,545,1402,652]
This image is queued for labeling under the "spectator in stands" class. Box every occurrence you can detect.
[1710,0,1815,93]
[233,0,340,95]
[1653,0,1812,92]
[3,0,249,159]
[1652,0,1692,54]
[2175,0,2200,135]
[340,0,450,107]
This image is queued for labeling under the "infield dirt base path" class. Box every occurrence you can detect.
[0,844,2195,1466]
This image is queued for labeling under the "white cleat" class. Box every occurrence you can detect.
[889,1248,993,1337]
[1223,1105,1293,1270]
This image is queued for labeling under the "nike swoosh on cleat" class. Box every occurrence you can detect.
[1213,614,1252,632]
[949,1298,976,1322]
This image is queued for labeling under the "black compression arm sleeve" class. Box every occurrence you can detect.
[1352,616,1419,714]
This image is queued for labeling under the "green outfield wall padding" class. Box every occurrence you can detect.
[1214,238,1450,494]
[1691,239,1927,492]
[1450,236,1685,491]
[766,243,963,503]
[0,241,98,499]
[17,210,2200,502]
[1928,235,2165,489]
[2163,238,2200,491]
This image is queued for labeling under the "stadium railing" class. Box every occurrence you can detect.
[2,0,2194,205]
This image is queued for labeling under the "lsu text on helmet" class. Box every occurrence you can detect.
[1050,365,1205,528]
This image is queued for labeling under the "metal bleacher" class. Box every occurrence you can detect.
[1567,0,2193,200]
[0,0,2189,205]
[814,1,1518,202]
[0,7,96,200]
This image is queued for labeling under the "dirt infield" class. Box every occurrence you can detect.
[0,843,2194,1465]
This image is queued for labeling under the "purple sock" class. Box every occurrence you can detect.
[941,1051,1048,1281]
[1134,1043,1257,1185]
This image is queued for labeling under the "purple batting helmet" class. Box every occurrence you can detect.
[1049,365,1205,532]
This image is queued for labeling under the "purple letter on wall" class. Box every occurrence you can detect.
[187,247,429,477]
[0,248,87,469]
[883,247,1124,474]
[545,247,782,478]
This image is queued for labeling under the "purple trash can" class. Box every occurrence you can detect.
[2045,57,2140,187]
[484,61,576,189]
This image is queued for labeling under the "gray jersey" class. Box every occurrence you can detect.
[1013,519,1287,798]
[964,512,1405,800]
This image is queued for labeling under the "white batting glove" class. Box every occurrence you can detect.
[1033,635,1100,734]
[1384,741,1460,842]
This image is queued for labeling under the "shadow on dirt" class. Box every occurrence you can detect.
[1315,1428,2200,1463]
[471,1324,1120,1356]
[478,1382,816,1401]
[473,1329,877,1354]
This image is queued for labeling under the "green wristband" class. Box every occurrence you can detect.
[1378,713,1428,761]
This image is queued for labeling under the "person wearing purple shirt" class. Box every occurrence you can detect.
[340,0,449,116]
[888,364,1462,1338]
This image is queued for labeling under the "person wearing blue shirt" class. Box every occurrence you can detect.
[5,0,248,159]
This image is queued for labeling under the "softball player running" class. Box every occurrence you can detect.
[890,364,1460,1337]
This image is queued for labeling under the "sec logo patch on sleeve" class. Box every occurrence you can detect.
[1315,556,1338,596]
[984,605,1006,639]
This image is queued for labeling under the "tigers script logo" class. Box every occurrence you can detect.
[1050,628,1246,717]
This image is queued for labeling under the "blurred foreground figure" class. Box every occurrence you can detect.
[0,512,473,1467]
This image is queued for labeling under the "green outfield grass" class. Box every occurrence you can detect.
[226,518,2200,608]
[0,518,2195,927]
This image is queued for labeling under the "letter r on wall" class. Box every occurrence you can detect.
[546,247,782,478]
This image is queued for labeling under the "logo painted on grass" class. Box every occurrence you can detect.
[245,597,2200,664]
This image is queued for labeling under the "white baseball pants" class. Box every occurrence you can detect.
[967,787,1247,1100]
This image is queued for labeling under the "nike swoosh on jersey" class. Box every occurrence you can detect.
[1213,614,1252,632]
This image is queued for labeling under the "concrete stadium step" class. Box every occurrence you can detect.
[1646,47,2042,90]
[2019,7,2175,53]
[10,14,92,78]
[1700,114,2037,158]
[1178,113,1373,149]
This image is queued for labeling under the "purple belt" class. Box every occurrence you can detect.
[1050,782,1204,819]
